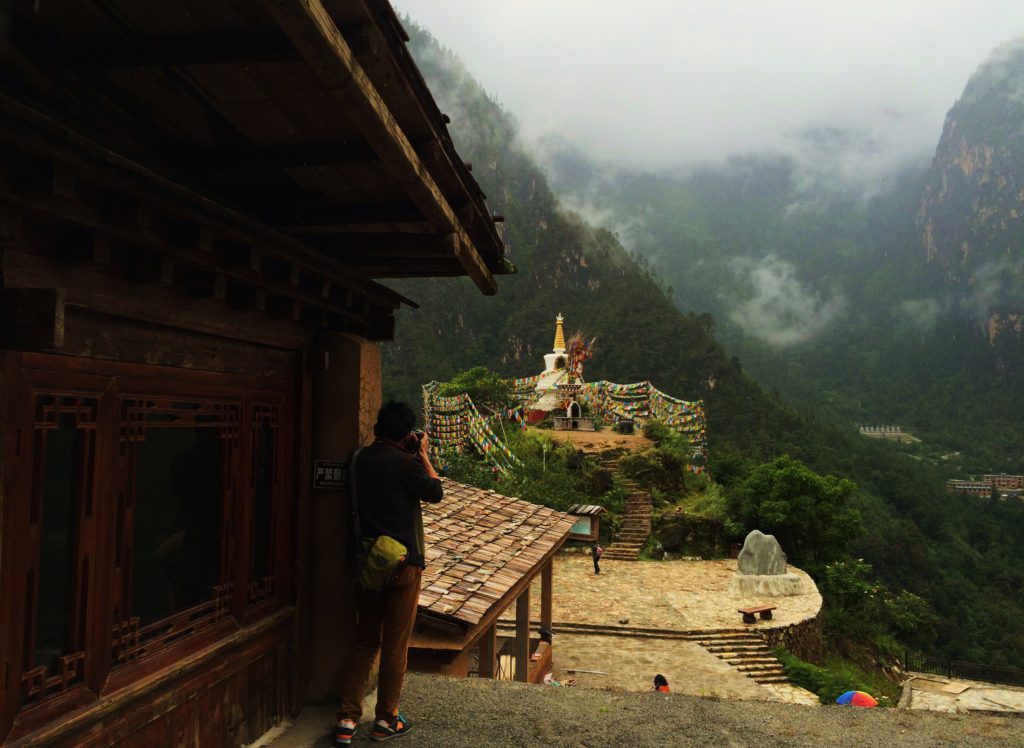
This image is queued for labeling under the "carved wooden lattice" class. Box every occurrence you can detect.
[248,576,275,606]
[248,402,280,607]
[21,652,86,705]
[119,398,241,445]
[20,394,97,705]
[112,582,234,665]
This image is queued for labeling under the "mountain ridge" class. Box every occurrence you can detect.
[384,19,1024,668]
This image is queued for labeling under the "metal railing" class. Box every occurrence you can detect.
[904,651,1024,687]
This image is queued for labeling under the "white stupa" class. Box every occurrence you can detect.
[534,313,571,410]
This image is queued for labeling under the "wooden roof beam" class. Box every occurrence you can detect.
[164,140,381,170]
[34,30,301,70]
[263,0,497,295]
[0,91,416,310]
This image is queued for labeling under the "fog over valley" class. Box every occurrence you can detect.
[393,0,1024,185]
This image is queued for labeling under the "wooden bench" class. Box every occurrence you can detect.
[738,605,776,624]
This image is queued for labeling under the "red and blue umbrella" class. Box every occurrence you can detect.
[836,690,878,707]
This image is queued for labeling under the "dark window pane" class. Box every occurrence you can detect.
[34,419,80,671]
[133,427,223,626]
[251,425,274,581]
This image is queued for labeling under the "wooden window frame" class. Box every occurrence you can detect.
[0,353,295,739]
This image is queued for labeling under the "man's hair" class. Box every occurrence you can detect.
[374,400,417,441]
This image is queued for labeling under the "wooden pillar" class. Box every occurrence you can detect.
[478,623,496,679]
[515,587,530,682]
[307,332,382,701]
[541,560,553,632]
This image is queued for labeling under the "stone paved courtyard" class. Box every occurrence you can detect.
[500,554,822,705]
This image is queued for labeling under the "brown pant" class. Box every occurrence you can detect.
[337,564,422,723]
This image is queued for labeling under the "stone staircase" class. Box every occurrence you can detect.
[497,620,792,687]
[604,475,652,561]
[696,630,789,684]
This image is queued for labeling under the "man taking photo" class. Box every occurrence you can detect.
[336,401,443,745]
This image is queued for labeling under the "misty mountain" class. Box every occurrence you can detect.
[918,38,1024,340]
[386,21,1024,667]
[531,45,1024,473]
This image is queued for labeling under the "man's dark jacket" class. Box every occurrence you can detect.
[350,441,443,568]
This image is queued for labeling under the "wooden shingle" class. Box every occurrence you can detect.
[418,479,574,626]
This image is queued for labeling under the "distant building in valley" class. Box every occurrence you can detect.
[983,474,1024,490]
[858,425,920,443]
[946,475,1024,499]
[945,480,994,496]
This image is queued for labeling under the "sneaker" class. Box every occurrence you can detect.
[335,719,356,746]
[370,712,414,741]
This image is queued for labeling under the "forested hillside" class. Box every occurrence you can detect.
[382,22,1024,668]
[535,52,1024,476]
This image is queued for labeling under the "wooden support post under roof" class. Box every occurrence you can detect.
[541,560,553,633]
[514,587,530,683]
[477,623,496,680]
[262,0,498,295]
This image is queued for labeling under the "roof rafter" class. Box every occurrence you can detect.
[262,0,498,295]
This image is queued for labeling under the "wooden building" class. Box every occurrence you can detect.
[411,480,574,684]
[566,504,606,543]
[0,1,507,745]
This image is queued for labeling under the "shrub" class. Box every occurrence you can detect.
[774,650,900,706]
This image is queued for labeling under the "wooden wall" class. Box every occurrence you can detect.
[0,247,316,745]
[10,613,293,748]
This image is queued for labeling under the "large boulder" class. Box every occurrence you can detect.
[737,529,787,576]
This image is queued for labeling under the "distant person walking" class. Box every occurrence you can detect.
[591,542,603,574]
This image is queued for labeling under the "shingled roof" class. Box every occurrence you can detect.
[419,480,575,628]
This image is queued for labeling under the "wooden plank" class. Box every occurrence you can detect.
[62,309,299,379]
[3,249,312,351]
[13,609,294,747]
[261,0,497,295]
[0,287,65,350]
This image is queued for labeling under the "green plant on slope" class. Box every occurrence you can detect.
[774,649,901,706]
[727,456,861,569]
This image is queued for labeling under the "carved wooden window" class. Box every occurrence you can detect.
[20,395,96,705]
[0,354,295,738]
[112,398,241,666]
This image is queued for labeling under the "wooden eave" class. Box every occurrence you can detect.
[0,0,508,319]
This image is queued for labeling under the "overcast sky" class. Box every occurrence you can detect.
[391,1,1024,176]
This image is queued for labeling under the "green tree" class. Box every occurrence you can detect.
[729,456,861,567]
[436,366,513,415]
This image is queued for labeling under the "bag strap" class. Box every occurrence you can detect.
[349,447,364,541]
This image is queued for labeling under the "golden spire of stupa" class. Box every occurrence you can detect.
[553,313,566,352]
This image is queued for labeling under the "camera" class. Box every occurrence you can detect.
[406,430,425,451]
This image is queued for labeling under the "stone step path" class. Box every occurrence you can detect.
[697,630,790,685]
[605,478,653,560]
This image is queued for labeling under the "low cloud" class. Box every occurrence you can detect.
[394,1,1024,182]
[965,37,1024,105]
[725,256,847,347]
[896,298,944,331]
[962,255,1024,320]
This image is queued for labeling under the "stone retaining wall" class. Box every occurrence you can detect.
[759,614,825,665]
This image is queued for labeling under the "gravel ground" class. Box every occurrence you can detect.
[269,673,1021,748]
